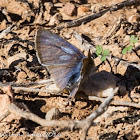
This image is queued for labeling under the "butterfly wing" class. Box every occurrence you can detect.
[35,29,85,90]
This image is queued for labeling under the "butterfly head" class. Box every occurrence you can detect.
[81,50,95,78]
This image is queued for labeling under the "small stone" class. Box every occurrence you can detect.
[45,108,61,120]
[123,35,130,43]
[17,71,27,82]
[52,0,58,3]
[77,5,90,16]
[63,2,76,16]
[0,19,7,30]
[54,3,63,7]
[44,2,53,14]
[128,14,140,24]
[49,13,62,26]
[44,11,51,22]
[91,4,102,13]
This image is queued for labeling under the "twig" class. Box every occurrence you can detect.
[57,0,140,29]
[12,79,53,87]
[2,8,12,23]
[12,86,50,92]
[103,16,123,40]
[2,86,117,140]
[0,79,53,87]
[88,96,140,108]
[0,24,16,39]
[77,87,118,140]
[0,81,62,95]
[111,56,140,70]
[57,9,108,30]
[0,111,10,122]
[12,86,60,94]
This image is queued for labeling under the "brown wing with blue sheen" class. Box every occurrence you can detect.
[35,29,85,90]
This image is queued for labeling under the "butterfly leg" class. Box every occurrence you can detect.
[62,86,79,107]
[68,75,82,99]
[69,86,79,99]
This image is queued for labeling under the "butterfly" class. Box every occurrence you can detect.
[35,29,94,98]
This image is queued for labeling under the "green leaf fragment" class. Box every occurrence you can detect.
[133,37,138,44]
[122,48,128,55]
[101,56,106,62]
[127,45,133,51]
[96,45,102,56]
[103,49,110,56]
[130,35,135,43]
[130,35,138,44]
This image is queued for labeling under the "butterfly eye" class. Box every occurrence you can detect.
[59,55,71,60]
[61,46,75,54]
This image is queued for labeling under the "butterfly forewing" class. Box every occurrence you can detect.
[35,29,85,90]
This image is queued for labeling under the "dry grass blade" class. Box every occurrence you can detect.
[88,96,140,108]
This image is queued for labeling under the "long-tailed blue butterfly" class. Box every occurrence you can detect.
[35,29,94,98]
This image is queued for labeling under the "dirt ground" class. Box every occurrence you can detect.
[0,0,140,140]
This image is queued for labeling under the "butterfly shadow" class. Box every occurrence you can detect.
[116,65,140,100]
[18,99,46,131]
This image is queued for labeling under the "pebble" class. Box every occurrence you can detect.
[17,71,27,82]
[45,108,61,120]
[49,13,62,26]
[77,5,90,16]
[44,2,53,13]
[63,2,76,16]
[128,14,140,23]
[0,19,7,30]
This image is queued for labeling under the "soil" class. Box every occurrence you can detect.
[0,0,140,140]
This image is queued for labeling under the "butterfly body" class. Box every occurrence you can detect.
[35,29,94,98]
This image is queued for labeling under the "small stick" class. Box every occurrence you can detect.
[0,24,15,39]
[0,80,61,95]
[10,79,53,87]
[77,88,118,140]
[12,86,59,94]
[103,16,123,40]
[0,86,116,140]
[88,96,140,108]
[7,87,117,140]
[2,8,12,22]
[57,0,140,29]
[0,79,53,88]
[0,111,10,122]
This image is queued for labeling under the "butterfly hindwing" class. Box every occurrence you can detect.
[35,29,85,90]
